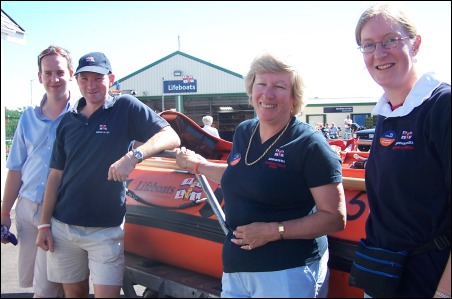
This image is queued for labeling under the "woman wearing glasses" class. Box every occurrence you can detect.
[351,3,450,298]
[1,45,74,297]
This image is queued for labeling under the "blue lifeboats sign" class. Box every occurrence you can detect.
[164,76,197,94]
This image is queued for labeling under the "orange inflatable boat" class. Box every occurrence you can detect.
[124,111,368,298]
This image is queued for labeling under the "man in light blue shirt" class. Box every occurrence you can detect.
[1,45,74,298]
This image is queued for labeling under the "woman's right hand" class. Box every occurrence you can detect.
[175,147,206,172]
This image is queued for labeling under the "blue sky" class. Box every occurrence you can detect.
[1,1,450,109]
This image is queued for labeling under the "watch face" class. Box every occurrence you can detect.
[133,149,143,161]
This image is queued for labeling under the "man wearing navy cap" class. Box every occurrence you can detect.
[74,52,112,74]
[36,52,181,297]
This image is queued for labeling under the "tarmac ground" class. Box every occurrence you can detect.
[1,209,145,298]
[1,209,33,298]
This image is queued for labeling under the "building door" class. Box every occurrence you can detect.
[352,114,369,128]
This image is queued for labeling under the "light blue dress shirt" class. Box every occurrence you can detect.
[6,94,72,204]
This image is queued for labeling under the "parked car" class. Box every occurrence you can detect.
[355,128,375,151]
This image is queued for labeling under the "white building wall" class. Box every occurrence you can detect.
[113,52,245,97]
[110,50,378,130]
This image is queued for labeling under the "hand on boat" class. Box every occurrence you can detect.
[175,147,207,171]
[108,153,136,182]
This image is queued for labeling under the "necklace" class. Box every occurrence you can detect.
[245,119,291,166]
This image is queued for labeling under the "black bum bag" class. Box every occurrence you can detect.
[349,234,450,298]
[349,239,407,298]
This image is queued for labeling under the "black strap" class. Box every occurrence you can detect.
[410,233,451,256]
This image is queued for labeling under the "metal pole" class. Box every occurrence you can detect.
[161,76,165,112]
[195,173,229,235]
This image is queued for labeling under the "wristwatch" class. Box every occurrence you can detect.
[131,149,144,163]
[278,222,285,240]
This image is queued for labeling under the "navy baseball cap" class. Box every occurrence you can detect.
[74,52,112,75]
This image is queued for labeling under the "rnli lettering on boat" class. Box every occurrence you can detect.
[134,181,175,194]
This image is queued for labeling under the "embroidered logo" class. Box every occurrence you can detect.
[400,131,413,140]
[96,124,110,134]
[265,148,286,169]
[274,149,284,157]
[393,130,414,150]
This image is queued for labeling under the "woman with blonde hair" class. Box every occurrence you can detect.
[175,52,346,297]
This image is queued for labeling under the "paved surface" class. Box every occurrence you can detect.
[1,209,145,298]
[1,209,33,298]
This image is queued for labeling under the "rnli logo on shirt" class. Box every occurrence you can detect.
[96,124,110,134]
[265,148,286,169]
[379,130,396,147]
[393,130,414,150]
[274,149,284,157]
[230,153,241,166]
[400,131,412,140]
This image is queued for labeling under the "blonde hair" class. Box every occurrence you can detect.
[244,52,305,117]
[355,2,418,46]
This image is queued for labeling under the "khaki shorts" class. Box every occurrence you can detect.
[15,197,64,297]
[47,218,124,286]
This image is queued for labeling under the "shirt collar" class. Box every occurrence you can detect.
[71,95,116,114]
[35,92,73,119]
[372,72,442,117]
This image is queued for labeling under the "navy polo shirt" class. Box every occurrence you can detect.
[51,95,169,227]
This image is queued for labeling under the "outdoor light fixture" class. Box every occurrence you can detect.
[173,70,182,76]
[219,106,233,111]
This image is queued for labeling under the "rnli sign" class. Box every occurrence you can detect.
[163,75,197,94]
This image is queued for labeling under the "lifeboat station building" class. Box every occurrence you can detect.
[111,51,377,141]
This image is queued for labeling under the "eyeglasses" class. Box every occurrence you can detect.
[358,36,411,53]
[38,47,69,65]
